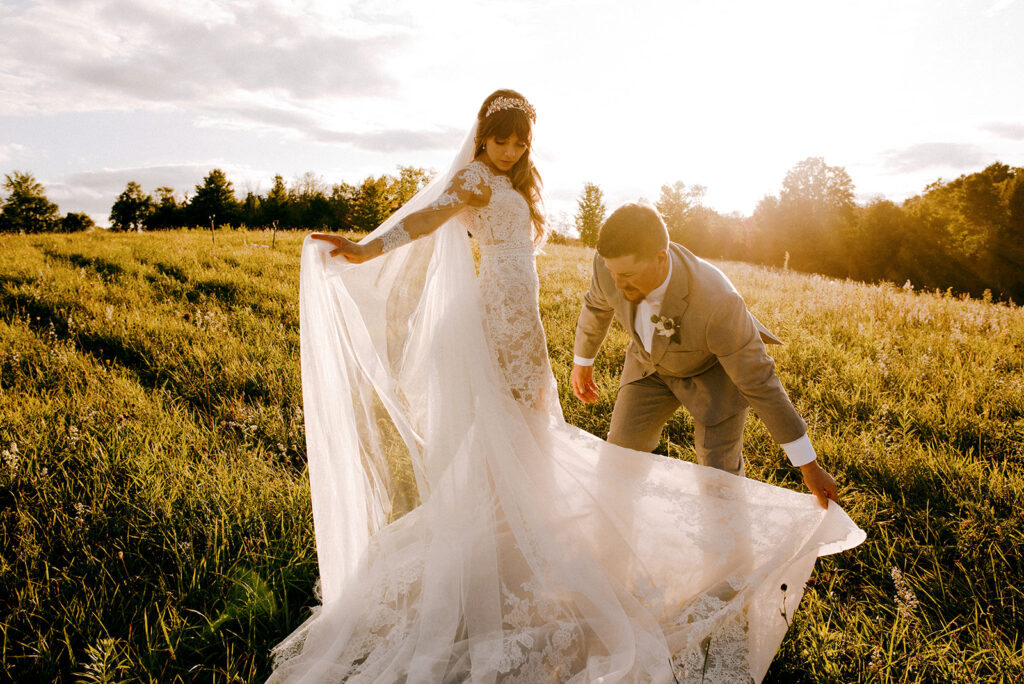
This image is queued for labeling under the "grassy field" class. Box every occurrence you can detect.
[1,228,1022,682]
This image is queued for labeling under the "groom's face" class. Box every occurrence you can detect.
[603,250,669,302]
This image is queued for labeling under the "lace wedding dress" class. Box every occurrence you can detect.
[269,127,864,683]
[462,160,561,417]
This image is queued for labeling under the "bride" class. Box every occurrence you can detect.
[269,89,864,683]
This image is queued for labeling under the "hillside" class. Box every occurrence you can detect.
[2,229,1022,681]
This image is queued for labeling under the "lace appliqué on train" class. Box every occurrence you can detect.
[493,579,583,683]
[670,595,752,684]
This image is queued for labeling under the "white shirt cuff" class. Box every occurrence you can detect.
[780,434,817,467]
[573,355,595,367]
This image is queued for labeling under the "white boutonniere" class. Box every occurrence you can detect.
[651,314,681,344]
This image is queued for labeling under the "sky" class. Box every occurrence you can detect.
[1,0,1023,230]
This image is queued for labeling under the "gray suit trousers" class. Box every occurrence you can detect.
[607,372,747,477]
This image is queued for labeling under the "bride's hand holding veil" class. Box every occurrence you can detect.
[310,233,379,263]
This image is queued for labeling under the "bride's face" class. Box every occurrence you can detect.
[482,133,529,173]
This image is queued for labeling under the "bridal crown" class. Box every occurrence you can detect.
[485,96,536,122]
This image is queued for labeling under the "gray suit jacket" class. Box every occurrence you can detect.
[573,243,807,444]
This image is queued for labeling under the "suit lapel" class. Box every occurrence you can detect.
[650,247,690,364]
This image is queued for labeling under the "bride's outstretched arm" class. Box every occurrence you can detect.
[312,166,491,263]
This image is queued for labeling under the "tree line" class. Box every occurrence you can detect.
[4,157,1023,301]
[575,158,1024,302]
[0,167,432,235]
[107,167,433,233]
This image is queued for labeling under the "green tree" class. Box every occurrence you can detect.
[766,157,856,275]
[391,166,432,206]
[263,175,290,227]
[350,175,394,232]
[657,181,692,243]
[0,171,61,233]
[60,212,95,233]
[656,181,711,252]
[780,157,855,213]
[340,167,431,233]
[290,172,332,228]
[575,182,606,248]
[329,182,356,231]
[109,181,155,232]
[189,169,239,227]
[150,187,182,230]
[848,199,910,282]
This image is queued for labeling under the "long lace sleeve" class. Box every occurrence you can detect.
[373,164,491,254]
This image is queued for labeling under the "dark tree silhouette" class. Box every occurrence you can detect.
[189,169,239,227]
[110,181,155,232]
[0,171,61,233]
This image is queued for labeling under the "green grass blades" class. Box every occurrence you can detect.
[2,230,1023,681]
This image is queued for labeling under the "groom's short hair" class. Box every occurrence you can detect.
[596,202,669,261]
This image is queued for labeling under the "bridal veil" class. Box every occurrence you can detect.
[274,118,865,683]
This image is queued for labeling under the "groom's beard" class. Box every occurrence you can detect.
[620,286,646,302]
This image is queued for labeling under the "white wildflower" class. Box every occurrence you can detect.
[2,442,19,472]
[891,566,919,622]
[867,644,884,674]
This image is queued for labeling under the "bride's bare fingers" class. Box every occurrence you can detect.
[311,234,369,262]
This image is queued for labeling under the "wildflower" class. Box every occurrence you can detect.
[891,566,919,622]
[2,442,19,472]
[867,644,884,674]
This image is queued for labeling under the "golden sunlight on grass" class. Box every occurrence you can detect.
[2,230,1022,681]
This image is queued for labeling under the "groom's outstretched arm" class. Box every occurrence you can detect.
[707,292,841,508]
[572,254,616,402]
[573,254,616,359]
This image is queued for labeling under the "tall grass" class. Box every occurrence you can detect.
[1,230,1022,681]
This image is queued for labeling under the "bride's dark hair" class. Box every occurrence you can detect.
[475,89,547,247]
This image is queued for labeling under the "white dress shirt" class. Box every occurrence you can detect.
[574,259,671,365]
[573,258,817,468]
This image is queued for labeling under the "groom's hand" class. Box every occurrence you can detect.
[800,461,841,509]
[571,364,600,403]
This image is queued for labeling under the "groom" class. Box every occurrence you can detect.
[571,202,840,508]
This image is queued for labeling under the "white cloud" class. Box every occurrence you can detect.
[986,0,1020,16]
[981,122,1024,141]
[0,0,404,116]
[0,143,28,163]
[880,143,993,174]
